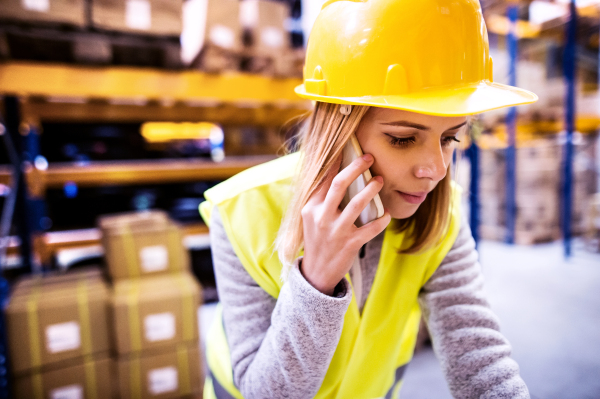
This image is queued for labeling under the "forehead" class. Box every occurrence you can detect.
[366,107,467,129]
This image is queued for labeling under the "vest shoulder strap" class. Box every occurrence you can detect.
[200,153,301,226]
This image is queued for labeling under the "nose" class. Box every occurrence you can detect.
[414,143,448,181]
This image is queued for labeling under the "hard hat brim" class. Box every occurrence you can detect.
[295,81,538,117]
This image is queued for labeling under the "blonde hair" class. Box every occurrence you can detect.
[275,102,452,280]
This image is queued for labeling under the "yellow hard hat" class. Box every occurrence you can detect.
[295,0,538,116]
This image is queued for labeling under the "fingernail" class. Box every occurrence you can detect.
[373,176,383,183]
[362,154,373,162]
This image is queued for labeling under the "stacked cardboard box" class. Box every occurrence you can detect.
[91,0,183,36]
[190,0,243,72]
[100,210,190,280]
[0,0,87,27]
[188,0,302,76]
[5,268,114,398]
[99,210,203,398]
[478,134,598,244]
[240,0,303,77]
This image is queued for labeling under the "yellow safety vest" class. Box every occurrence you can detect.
[199,153,461,399]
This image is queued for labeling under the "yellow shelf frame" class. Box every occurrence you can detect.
[0,62,306,105]
[24,155,275,197]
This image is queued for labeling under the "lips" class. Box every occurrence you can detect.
[396,191,428,204]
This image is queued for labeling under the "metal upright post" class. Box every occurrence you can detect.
[563,0,577,258]
[3,97,33,273]
[0,278,9,399]
[469,141,480,247]
[505,4,518,244]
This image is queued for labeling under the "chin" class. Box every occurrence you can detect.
[385,200,420,220]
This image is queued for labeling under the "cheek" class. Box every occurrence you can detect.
[370,149,417,182]
[443,148,454,168]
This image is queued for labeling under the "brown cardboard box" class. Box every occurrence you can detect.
[100,213,190,281]
[238,0,297,76]
[117,343,202,399]
[5,270,111,375]
[205,0,242,52]
[13,355,114,399]
[10,267,105,295]
[98,210,170,232]
[112,272,201,355]
[91,0,183,36]
[246,0,290,56]
[0,0,86,27]
[191,0,243,72]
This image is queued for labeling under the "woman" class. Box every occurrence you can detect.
[201,0,538,398]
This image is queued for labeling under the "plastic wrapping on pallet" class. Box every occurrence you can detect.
[478,134,599,243]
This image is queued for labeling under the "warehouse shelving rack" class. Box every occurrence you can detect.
[0,61,310,397]
[473,0,594,257]
[0,61,309,270]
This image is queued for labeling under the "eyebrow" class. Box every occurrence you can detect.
[380,121,430,130]
[380,120,467,131]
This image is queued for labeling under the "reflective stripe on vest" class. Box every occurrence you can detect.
[200,153,461,399]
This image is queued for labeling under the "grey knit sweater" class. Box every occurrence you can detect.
[210,207,529,399]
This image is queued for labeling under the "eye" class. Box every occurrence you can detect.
[386,134,416,148]
[442,136,460,147]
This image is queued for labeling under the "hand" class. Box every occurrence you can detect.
[300,153,391,295]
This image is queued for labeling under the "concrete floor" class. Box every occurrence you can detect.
[401,240,600,399]
[200,240,600,399]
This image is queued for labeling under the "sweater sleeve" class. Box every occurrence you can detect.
[210,206,352,399]
[419,218,530,399]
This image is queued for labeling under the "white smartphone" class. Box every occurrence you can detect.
[339,133,385,227]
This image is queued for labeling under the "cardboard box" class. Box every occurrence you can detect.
[189,0,243,72]
[206,0,242,51]
[10,267,105,295]
[0,0,86,27]
[117,343,202,399]
[5,269,111,375]
[241,0,289,56]
[112,272,201,355]
[91,0,183,36]
[98,210,170,232]
[13,355,114,399]
[99,212,190,281]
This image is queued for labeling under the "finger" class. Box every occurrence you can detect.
[337,176,384,226]
[323,153,374,211]
[355,210,392,242]
[308,156,342,203]
[307,155,342,204]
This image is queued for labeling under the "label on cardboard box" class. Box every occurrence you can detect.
[261,27,284,49]
[144,312,176,342]
[51,385,83,399]
[21,0,50,12]
[210,25,235,49]
[126,0,152,30]
[46,322,81,353]
[139,245,168,272]
[148,366,178,395]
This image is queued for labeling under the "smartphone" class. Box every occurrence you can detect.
[339,133,385,227]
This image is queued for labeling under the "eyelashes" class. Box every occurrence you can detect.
[385,134,460,148]
[443,136,461,147]
[387,136,416,147]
